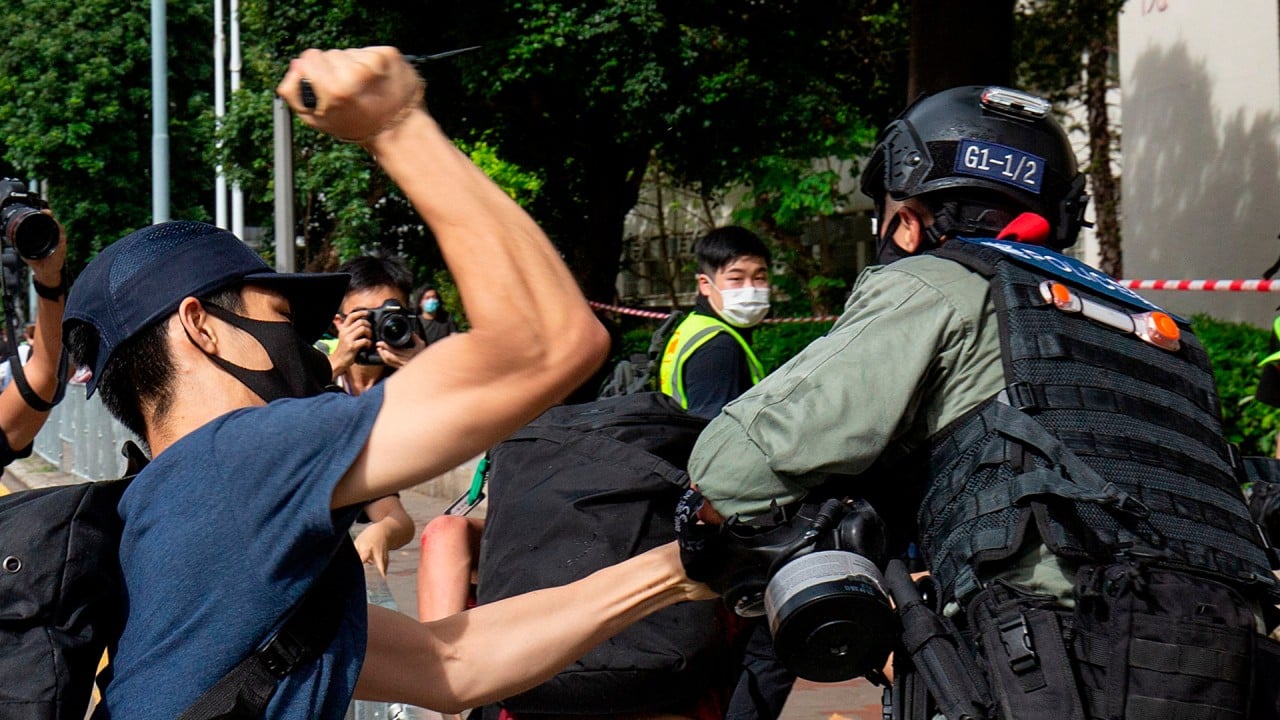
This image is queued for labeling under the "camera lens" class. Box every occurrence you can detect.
[2,206,58,260]
[379,312,414,349]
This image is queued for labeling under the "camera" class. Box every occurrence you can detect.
[0,179,58,261]
[355,299,424,365]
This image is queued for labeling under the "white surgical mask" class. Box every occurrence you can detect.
[717,285,770,327]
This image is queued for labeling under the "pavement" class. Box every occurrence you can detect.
[1,456,883,720]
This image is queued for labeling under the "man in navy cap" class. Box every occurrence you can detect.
[64,47,711,720]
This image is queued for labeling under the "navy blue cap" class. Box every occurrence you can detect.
[64,221,349,396]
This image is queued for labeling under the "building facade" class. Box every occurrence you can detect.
[1120,0,1280,327]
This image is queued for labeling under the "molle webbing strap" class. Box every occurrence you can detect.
[1050,431,1237,496]
[1005,332,1217,414]
[917,240,1276,604]
[925,400,1274,602]
[1000,382,1225,458]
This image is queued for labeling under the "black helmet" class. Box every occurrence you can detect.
[860,86,1089,249]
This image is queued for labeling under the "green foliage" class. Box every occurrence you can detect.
[1191,314,1280,456]
[457,140,543,207]
[0,0,214,271]
[1014,0,1126,106]
[753,322,832,374]
[216,0,907,299]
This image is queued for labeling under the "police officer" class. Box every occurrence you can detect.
[659,226,770,420]
[683,86,1280,719]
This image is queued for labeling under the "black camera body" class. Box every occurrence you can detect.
[355,299,424,365]
[0,179,57,261]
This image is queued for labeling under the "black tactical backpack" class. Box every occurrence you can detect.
[475,391,723,716]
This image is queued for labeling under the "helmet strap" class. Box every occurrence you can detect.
[927,200,1018,244]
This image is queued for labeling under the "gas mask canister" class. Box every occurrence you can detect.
[676,494,896,682]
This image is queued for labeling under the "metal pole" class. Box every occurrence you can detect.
[151,0,169,223]
[213,0,227,228]
[229,0,244,239]
[273,98,296,273]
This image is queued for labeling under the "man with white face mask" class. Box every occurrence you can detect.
[659,226,789,720]
[660,226,771,421]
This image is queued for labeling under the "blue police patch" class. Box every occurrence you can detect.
[954,139,1045,195]
[953,237,1171,315]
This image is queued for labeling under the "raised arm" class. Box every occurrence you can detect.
[0,213,66,456]
[276,48,609,508]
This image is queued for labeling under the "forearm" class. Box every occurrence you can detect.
[0,293,64,452]
[364,497,415,550]
[356,543,709,711]
[25,291,65,395]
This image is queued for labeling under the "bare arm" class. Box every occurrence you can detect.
[353,495,415,576]
[276,48,609,508]
[355,542,714,712]
[0,214,66,454]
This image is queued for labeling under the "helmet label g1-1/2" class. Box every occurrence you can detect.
[954,139,1045,194]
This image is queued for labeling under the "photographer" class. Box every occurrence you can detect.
[0,193,68,467]
[324,254,420,575]
[327,255,426,391]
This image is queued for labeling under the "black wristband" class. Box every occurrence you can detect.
[33,270,67,301]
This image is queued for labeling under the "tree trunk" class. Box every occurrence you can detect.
[1086,21,1122,277]
[909,0,1016,100]
[553,147,653,304]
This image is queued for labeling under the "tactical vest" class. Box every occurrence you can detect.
[915,238,1276,606]
[659,312,765,410]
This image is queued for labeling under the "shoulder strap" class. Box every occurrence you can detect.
[176,537,356,720]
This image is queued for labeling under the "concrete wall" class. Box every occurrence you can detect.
[1120,0,1280,327]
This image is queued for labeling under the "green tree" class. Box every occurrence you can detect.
[1016,0,1125,275]
[221,0,909,299]
[0,0,215,271]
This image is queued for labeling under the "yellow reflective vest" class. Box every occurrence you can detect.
[659,312,765,410]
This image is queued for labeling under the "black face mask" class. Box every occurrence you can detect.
[196,302,337,403]
[876,213,914,265]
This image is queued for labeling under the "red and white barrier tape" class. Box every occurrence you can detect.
[588,301,838,324]
[1118,279,1280,292]
[592,280,1280,324]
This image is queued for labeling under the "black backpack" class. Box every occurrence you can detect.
[475,391,723,716]
[0,478,130,720]
[596,311,683,399]
[0,446,350,720]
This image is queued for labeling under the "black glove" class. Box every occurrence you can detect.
[674,488,828,616]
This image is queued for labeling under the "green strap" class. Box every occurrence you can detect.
[468,456,488,505]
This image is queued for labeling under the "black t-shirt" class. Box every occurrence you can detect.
[1260,361,1280,407]
[422,311,457,346]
